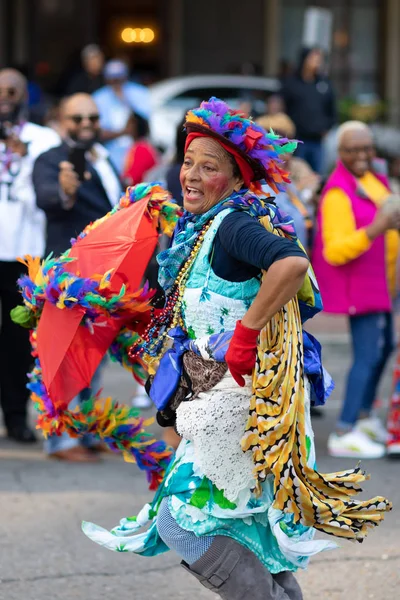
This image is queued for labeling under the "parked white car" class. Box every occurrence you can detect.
[149,74,280,151]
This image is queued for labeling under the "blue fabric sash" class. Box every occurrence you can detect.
[303,331,334,407]
[150,328,333,411]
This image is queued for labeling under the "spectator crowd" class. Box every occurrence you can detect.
[1,42,400,463]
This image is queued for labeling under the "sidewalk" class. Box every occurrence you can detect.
[1,406,398,600]
[0,319,399,600]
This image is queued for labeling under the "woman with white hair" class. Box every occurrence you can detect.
[313,120,400,458]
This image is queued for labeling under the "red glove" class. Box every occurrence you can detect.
[225,320,260,387]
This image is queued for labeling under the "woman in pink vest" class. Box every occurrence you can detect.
[313,121,400,458]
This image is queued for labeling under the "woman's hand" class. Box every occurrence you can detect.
[225,321,260,387]
[226,256,309,385]
[366,203,400,241]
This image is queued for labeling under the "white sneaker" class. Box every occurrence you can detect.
[328,430,385,459]
[387,442,400,458]
[355,416,389,444]
[131,392,153,409]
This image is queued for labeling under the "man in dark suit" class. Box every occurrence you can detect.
[33,93,122,256]
[32,93,122,461]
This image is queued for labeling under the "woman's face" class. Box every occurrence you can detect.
[338,129,374,178]
[180,137,243,214]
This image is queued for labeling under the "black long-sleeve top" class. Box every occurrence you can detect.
[211,211,307,282]
[282,74,336,141]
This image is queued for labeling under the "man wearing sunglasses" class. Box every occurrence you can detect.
[0,68,60,443]
[32,93,122,461]
[33,93,122,257]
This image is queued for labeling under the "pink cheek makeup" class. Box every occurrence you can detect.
[204,172,230,199]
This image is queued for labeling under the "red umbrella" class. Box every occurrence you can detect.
[36,195,160,405]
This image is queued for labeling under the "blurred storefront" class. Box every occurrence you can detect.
[0,0,399,124]
[275,0,400,125]
[168,0,400,125]
[0,0,167,89]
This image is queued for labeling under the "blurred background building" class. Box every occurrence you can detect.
[0,0,399,125]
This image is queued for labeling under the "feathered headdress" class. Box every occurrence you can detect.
[184,97,298,193]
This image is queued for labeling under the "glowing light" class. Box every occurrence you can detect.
[142,28,155,43]
[121,27,134,43]
[120,26,156,44]
[132,28,142,42]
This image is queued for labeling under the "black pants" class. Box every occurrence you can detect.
[0,261,32,429]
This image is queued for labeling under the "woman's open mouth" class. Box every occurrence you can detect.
[185,186,203,201]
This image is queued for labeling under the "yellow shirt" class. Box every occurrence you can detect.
[321,171,399,296]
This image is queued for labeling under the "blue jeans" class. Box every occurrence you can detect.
[295,139,323,174]
[44,363,104,454]
[338,313,394,430]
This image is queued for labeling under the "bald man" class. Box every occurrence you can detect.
[32,93,122,461]
[0,68,60,443]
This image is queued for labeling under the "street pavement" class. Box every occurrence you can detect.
[1,316,399,600]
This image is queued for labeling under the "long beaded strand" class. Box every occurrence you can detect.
[128,220,214,365]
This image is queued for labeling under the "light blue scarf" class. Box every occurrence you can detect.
[156,190,293,293]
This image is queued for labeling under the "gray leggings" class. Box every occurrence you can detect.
[156,498,303,600]
[157,497,214,564]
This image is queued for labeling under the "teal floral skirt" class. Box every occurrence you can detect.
[82,376,336,571]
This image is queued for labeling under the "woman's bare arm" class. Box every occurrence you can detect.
[241,256,309,331]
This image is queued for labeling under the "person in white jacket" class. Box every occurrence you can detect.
[0,68,60,442]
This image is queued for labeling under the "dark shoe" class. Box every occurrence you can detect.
[181,536,303,599]
[49,446,101,463]
[7,424,37,443]
[387,443,400,459]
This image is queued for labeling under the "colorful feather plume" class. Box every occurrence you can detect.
[13,182,181,488]
[16,255,153,324]
[185,97,298,194]
[28,332,171,489]
[108,325,148,385]
[72,181,182,245]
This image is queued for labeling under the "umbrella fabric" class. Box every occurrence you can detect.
[15,183,182,489]
[66,195,157,289]
[37,196,159,405]
[37,302,121,405]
